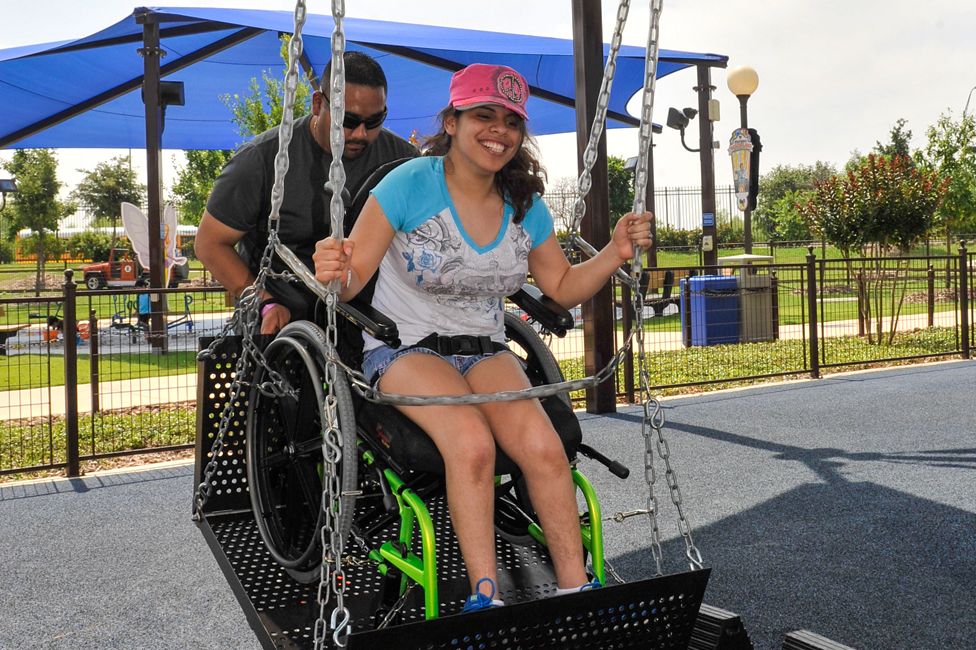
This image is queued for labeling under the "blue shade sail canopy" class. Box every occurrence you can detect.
[0,6,727,150]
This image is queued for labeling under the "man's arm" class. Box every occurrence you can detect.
[195,210,255,300]
[196,211,288,334]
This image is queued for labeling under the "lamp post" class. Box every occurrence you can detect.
[727,65,759,253]
[0,177,16,212]
[0,177,17,238]
[964,85,976,117]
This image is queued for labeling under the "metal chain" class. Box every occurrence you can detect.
[567,0,630,244]
[314,3,351,648]
[632,0,703,573]
[376,584,416,629]
[193,0,308,518]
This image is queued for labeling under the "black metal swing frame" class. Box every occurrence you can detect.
[193,284,712,649]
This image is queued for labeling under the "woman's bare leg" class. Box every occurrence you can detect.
[465,353,589,589]
[378,352,499,596]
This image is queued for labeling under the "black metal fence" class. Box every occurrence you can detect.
[0,274,229,477]
[545,185,742,234]
[0,245,971,479]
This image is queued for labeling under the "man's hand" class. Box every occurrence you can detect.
[260,303,291,335]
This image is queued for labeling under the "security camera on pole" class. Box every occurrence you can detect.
[727,65,762,253]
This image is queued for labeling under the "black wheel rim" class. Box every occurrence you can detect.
[248,335,325,570]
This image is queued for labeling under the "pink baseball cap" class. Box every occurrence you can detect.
[449,63,530,120]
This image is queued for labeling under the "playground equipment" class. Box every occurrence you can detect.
[191,1,731,648]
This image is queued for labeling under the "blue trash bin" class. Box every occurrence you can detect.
[680,275,739,346]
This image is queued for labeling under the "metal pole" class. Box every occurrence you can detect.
[136,11,168,353]
[806,247,820,378]
[738,95,753,254]
[695,64,718,268]
[572,0,615,414]
[63,270,80,477]
[89,308,100,415]
[960,241,970,359]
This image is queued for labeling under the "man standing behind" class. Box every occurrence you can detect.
[196,52,417,334]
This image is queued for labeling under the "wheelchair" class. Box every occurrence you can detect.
[195,160,710,648]
[244,160,629,619]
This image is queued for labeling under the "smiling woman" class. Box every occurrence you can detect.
[311,61,653,611]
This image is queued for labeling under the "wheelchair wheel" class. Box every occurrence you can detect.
[495,312,569,545]
[246,321,358,584]
[503,311,571,408]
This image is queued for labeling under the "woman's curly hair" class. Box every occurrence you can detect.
[422,106,547,224]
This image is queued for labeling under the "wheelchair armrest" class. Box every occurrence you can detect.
[337,298,401,349]
[508,284,574,338]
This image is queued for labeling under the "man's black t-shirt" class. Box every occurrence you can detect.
[206,114,417,320]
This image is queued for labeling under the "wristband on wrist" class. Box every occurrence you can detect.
[259,300,278,318]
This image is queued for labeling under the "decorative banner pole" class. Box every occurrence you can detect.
[727,65,761,253]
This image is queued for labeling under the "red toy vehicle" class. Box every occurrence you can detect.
[82,247,145,290]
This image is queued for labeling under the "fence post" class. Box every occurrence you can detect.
[620,278,635,403]
[63,270,80,477]
[856,271,866,337]
[927,265,935,329]
[806,247,820,378]
[960,241,970,360]
[770,271,780,340]
[89,308,100,414]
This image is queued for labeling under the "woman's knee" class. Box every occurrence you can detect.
[520,426,569,474]
[440,412,496,476]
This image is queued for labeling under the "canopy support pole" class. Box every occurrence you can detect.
[136,10,167,352]
[572,0,615,414]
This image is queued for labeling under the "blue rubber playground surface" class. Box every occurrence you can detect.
[1,360,974,649]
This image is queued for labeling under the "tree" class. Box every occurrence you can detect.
[71,155,145,229]
[221,36,313,140]
[607,155,635,228]
[918,110,976,239]
[170,150,232,225]
[752,162,836,242]
[1,149,74,292]
[801,154,948,344]
[874,117,914,160]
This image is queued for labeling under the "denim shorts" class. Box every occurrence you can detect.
[362,344,505,387]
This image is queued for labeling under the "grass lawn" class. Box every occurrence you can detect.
[0,350,200,391]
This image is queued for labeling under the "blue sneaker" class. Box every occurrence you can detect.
[555,579,602,596]
[462,577,504,612]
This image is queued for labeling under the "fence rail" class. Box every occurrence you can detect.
[0,246,972,479]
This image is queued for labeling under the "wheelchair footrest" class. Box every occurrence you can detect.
[346,569,710,649]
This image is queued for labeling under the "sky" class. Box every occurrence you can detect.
[1,0,975,204]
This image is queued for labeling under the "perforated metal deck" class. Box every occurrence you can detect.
[194,336,709,649]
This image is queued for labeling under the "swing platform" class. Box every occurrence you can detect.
[193,341,712,649]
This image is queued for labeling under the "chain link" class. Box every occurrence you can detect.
[567,0,630,243]
[313,3,352,648]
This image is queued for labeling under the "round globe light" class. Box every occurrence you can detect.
[727,66,759,97]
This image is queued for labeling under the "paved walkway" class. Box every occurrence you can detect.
[0,308,966,420]
[1,360,973,649]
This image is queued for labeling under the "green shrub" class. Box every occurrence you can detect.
[0,240,14,263]
[67,231,113,262]
[656,225,701,248]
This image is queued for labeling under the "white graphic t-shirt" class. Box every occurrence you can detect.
[365,156,553,352]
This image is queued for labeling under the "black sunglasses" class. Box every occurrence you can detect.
[322,94,387,130]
